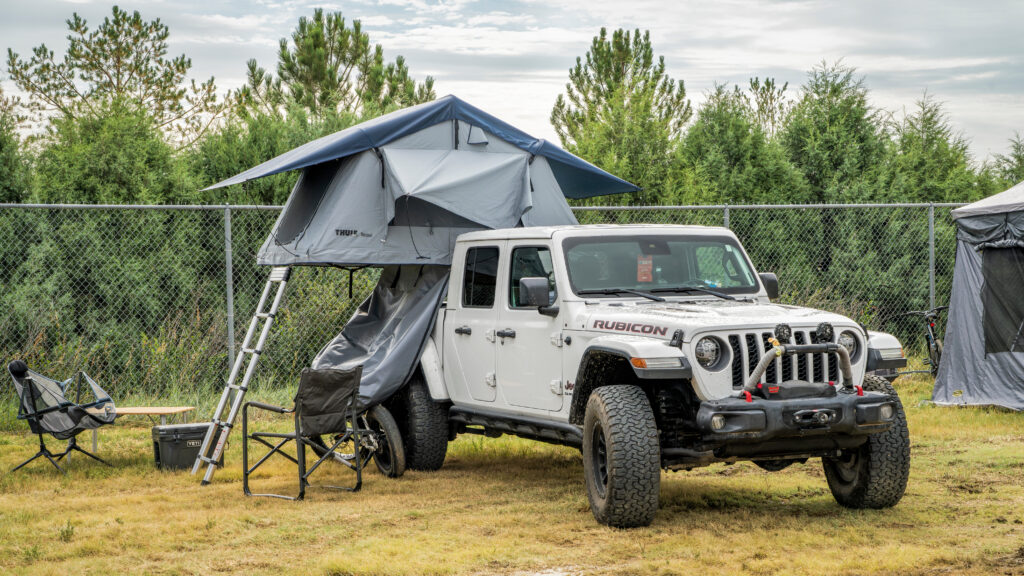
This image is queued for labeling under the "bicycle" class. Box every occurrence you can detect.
[899,306,948,377]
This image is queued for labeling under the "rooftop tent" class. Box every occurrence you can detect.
[206,95,639,267]
[933,181,1024,410]
[207,96,637,406]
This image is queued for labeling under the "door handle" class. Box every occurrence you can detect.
[496,328,516,339]
[454,326,472,336]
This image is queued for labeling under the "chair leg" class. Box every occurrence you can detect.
[67,440,112,467]
[42,452,67,474]
[12,435,66,474]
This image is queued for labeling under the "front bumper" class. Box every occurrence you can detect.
[695,388,896,446]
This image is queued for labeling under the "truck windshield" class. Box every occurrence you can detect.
[562,235,759,297]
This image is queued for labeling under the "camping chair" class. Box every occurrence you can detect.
[7,360,116,474]
[242,366,368,500]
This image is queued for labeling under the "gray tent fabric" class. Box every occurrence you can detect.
[255,122,574,267]
[951,180,1024,219]
[204,95,639,198]
[934,181,1024,410]
[312,265,449,407]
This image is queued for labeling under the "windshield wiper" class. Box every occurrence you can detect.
[649,285,737,301]
[577,288,665,302]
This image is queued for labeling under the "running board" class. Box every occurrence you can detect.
[449,406,583,447]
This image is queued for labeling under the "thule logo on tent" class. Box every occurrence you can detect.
[335,229,358,236]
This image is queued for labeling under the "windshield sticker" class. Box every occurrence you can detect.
[593,320,668,336]
[637,255,653,283]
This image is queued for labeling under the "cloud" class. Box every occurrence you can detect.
[4,0,1023,159]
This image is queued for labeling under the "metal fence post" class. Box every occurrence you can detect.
[224,205,236,367]
[723,204,730,228]
[928,203,936,309]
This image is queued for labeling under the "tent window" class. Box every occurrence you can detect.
[982,247,1024,354]
[462,246,499,308]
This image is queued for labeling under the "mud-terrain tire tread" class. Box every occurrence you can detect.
[402,379,449,471]
[583,385,661,528]
[823,375,910,508]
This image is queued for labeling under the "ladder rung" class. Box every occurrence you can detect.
[226,384,247,391]
[198,456,220,464]
[255,312,275,319]
[269,267,291,282]
[242,348,262,355]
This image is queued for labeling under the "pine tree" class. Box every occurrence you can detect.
[6,6,223,146]
[551,28,691,203]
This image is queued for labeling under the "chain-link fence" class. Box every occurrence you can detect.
[0,202,962,402]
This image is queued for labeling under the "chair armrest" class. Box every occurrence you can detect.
[21,402,74,419]
[245,401,293,414]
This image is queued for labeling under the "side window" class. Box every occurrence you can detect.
[509,246,556,308]
[462,246,499,307]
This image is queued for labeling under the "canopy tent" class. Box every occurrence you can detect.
[208,96,636,406]
[934,181,1024,410]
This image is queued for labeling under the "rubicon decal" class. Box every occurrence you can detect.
[592,320,668,336]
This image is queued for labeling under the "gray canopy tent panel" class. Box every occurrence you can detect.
[206,95,636,406]
[934,180,1024,410]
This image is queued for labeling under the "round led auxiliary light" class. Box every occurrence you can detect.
[773,323,792,343]
[814,322,835,344]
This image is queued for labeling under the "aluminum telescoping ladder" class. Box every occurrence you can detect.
[192,266,291,484]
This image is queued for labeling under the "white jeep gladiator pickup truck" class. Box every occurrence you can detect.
[389,224,911,527]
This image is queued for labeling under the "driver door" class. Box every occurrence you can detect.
[495,243,564,412]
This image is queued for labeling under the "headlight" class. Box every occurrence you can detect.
[838,331,859,358]
[694,337,721,368]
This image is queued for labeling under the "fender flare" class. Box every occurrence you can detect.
[418,337,450,401]
[567,343,692,425]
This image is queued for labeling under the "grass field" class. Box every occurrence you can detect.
[1,369,1022,576]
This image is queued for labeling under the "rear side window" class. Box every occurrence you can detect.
[462,246,499,307]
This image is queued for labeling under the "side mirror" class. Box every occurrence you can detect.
[519,277,559,317]
[519,277,551,307]
[759,272,779,299]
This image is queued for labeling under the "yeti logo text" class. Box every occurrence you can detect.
[592,320,668,336]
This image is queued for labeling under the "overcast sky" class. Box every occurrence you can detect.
[2,0,1022,161]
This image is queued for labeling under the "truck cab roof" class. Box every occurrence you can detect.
[456,224,736,243]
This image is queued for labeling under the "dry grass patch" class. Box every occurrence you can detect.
[0,370,1022,575]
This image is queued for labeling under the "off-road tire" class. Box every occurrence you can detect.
[582,385,661,528]
[401,378,449,471]
[822,375,910,508]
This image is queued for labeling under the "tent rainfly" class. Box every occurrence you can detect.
[933,180,1024,410]
[206,95,637,406]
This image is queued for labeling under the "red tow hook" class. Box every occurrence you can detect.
[742,390,753,403]
[855,385,864,397]
[828,380,835,387]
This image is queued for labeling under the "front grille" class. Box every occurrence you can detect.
[726,329,842,388]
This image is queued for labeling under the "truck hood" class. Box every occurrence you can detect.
[574,299,857,342]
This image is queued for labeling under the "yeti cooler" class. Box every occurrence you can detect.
[152,423,222,470]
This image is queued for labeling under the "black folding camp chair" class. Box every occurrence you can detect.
[242,366,368,500]
[7,360,117,474]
